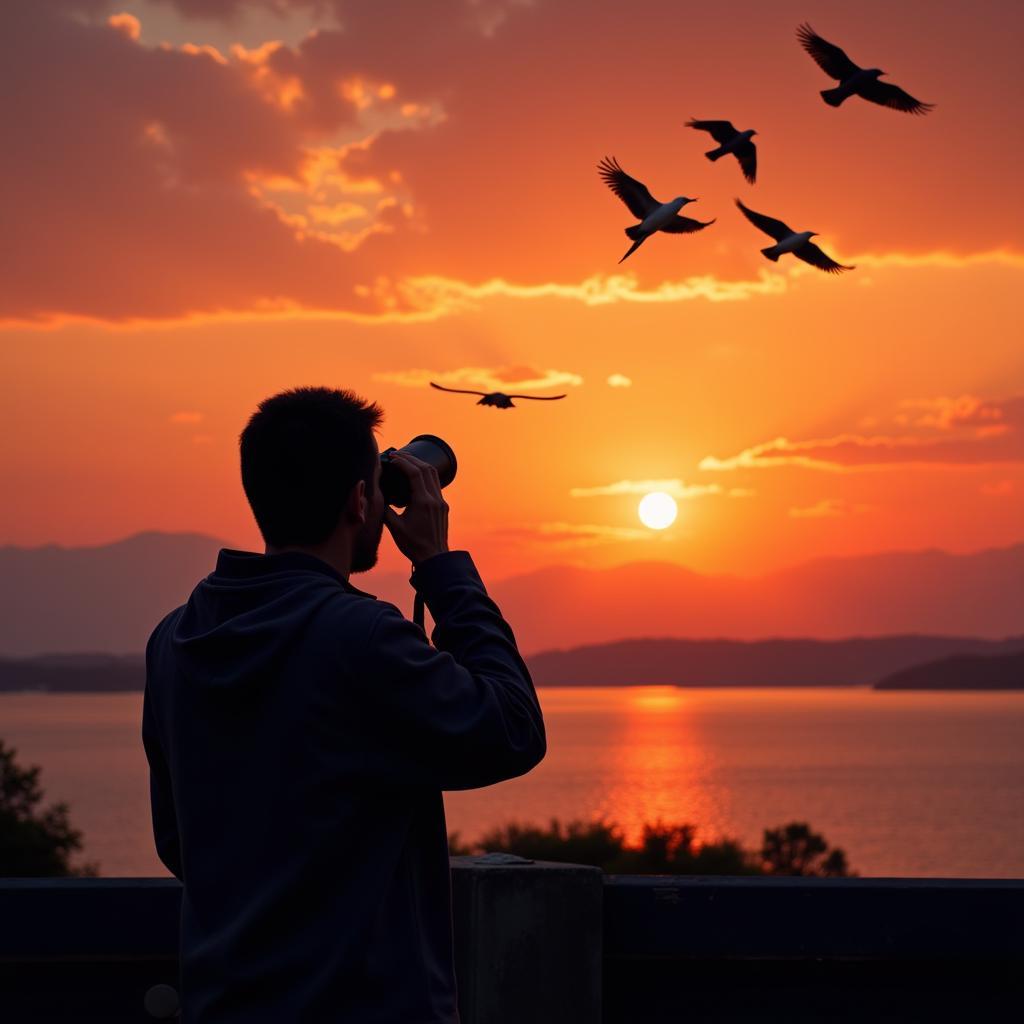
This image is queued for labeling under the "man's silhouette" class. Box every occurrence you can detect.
[142,386,546,1022]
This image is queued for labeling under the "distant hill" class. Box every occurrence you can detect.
[526,635,1024,687]
[0,653,144,692]
[4,637,1024,693]
[0,532,227,656]
[0,532,1022,656]
[487,546,1024,653]
[875,651,1024,690]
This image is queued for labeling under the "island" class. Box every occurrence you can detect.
[874,650,1024,690]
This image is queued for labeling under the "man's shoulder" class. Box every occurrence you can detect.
[146,605,185,655]
[314,588,407,640]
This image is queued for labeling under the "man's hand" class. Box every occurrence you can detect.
[383,451,450,565]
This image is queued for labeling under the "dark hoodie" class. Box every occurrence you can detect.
[142,548,546,1023]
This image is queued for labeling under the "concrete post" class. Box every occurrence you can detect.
[450,854,603,1024]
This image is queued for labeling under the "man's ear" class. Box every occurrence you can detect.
[345,479,367,526]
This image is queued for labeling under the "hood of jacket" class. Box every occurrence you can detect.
[170,548,374,689]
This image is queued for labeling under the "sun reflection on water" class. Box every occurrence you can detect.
[591,687,732,845]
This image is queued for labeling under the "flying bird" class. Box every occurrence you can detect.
[429,382,567,409]
[796,23,934,115]
[735,199,854,274]
[597,156,714,263]
[685,120,758,184]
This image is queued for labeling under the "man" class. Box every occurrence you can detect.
[142,386,546,1022]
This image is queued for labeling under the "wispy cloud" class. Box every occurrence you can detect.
[894,395,1010,431]
[789,499,869,518]
[1,271,790,330]
[607,374,632,388]
[497,521,656,547]
[9,253,1024,329]
[374,365,582,392]
[570,478,740,499]
[701,395,1024,473]
[393,271,789,315]
[848,250,1024,272]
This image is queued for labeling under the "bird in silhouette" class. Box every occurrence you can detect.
[796,23,934,115]
[685,120,758,183]
[429,382,567,409]
[598,156,714,263]
[735,199,854,274]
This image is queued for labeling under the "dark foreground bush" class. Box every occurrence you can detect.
[0,739,97,877]
[450,817,852,876]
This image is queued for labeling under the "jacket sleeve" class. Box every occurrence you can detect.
[142,634,183,881]
[347,551,546,791]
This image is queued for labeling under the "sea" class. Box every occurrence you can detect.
[1,687,1022,878]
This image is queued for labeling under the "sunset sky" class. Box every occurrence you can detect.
[4,0,1023,582]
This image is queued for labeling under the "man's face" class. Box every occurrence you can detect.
[351,440,385,574]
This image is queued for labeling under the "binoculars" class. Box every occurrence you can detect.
[380,434,457,507]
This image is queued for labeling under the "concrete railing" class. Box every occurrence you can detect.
[1,864,1021,1022]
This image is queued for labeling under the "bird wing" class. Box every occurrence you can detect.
[685,119,738,144]
[430,382,487,397]
[598,156,660,219]
[796,23,860,81]
[734,140,757,184]
[503,394,568,401]
[734,199,793,241]
[857,78,935,115]
[794,241,854,274]
[660,215,716,234]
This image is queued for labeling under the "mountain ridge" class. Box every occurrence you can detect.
[4,634,1024,692]
[0,531,1020,656]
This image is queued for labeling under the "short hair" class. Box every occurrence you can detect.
[240,387,383,548]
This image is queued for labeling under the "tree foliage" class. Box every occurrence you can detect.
[451,815,852,877]
[759,821,850,877]
[0,739,97,877]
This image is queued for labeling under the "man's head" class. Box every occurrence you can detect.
[240,387,385,572]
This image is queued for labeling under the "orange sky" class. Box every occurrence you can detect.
[3,0,1023,582]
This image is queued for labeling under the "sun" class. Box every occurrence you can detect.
[637,491,678,530]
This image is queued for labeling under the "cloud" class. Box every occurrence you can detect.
[391,271,789,316]
[153,1,302,15]
[0,4,794,327]
[0,269,801,330]
[7,4,1024,326]
[570,479,725,499]
[168,410,204,423]
[154,0,531,38]
[108,12,141,40]
[607,374,632,388]
[849,250,1024,272]
[701,395,1024,473]
[894,395,1011,431]
[369,253,1024,321]
[497,521,655,547]
[788,499,868,519]
[374,365,582,392]
[0,2,525,324]
[700,437,857,473]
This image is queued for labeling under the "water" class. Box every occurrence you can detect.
[1,687,1022,878]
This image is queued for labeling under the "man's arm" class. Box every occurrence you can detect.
[347,449,545,790]
[346,553,545,791]
[142,635,183,880]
